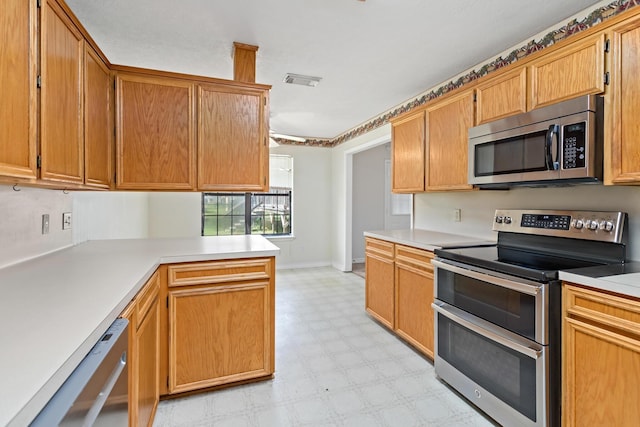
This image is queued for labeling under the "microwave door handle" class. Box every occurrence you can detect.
[545,124,560,170]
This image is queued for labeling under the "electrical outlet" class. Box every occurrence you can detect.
[42,214,50,234]
[62,212,72,230]
[453,209,461,222]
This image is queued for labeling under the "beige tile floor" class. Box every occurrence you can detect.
[153,267,497,427]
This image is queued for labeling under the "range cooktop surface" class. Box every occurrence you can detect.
[435,245,609,282]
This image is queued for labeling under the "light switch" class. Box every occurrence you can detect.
[42,214,50,234]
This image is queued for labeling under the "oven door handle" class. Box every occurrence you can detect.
[432,259,542,296]
[433,301,543,359]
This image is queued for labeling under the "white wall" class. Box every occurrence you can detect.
[331,125,391,271]
[148,192,202,237]
[352,144,388,262]
[72,191,150,242]
[268,144,333,269]
[414,185,640,260]
[0,185,73,268]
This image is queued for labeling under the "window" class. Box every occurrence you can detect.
[202,155,293,237]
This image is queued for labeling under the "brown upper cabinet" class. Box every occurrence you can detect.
[84,45,113,189]
[0,0,38,180]
[197,84,269,192]
[606,15,640,184]
[391,110,425,193]
[40,0,85,185]
[115,72,197,190]
[475,67,527,125]
[426,90,475,191]
[529,34,606,110]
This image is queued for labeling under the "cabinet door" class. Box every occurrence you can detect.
[40,0,84,184]
[475,67,527,124]
[606,16,640,184]
[426,90,475,191]
[116,73,196,190]
[198,84,268,191]
[136,295,159,427]
[0,0,37,179]
[563,285,640,427]
[529,34,605,110]
[122,271,160,427]
[391,110,425,193]
[166,258,274,394]
[84,45,112,189]
[394,245,434,358]
[365,238,395,329]
[168,282,271,393]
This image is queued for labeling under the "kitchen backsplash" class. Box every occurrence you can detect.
[414,184,640,261]
[0,185,73,269]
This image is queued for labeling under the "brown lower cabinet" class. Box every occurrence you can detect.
[163,257,275,395]
[562,283,640,427]
[121,270,160,427]
[365,238,395,328]
[122,257,275,426]
[365,237,435,358]
[394,244,435,358]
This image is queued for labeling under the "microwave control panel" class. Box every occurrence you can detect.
[562,122,586,169]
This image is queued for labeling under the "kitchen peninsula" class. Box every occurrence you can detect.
[0,235,279,427]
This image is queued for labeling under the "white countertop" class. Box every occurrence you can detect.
[0,235,279,427]
[364,229,495,251]
[559,263,640,299]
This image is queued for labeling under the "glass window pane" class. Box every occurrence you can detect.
[251,215,265,234]
[203,216,217,236]
[232,196,246,215]
[231,216,245,235]
[217,215,232,236]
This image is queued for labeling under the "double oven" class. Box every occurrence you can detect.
[432,209,627,427]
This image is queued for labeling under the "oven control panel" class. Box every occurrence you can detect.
[493,209,627,243]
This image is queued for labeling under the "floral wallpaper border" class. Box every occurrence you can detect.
[273,0,639,148]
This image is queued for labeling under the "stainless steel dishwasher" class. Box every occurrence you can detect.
[30,318,129,427]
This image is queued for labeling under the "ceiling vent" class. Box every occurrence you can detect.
[283,73,322,87]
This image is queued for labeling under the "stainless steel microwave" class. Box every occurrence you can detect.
[468,95,603,188]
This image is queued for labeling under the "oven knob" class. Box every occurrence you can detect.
[495,216,503,224]
[504,216,512,224]
[586,220,599,230]
[599,221,615,232]
[572,219,584,230]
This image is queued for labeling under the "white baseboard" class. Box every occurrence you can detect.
[276,261,332,270]
[352,257,365,263]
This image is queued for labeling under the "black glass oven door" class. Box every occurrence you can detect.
[433,259,546,343]
[433,303,547,426]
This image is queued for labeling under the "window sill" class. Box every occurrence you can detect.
[264,235,295,241]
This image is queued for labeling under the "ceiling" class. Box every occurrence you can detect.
[66,0,605,143]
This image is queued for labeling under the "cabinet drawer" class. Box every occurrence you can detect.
[564,284,640,336]
[137,270,160,326]
[168,258,272,287]
[365,238,394,260]
[394,244,434,272]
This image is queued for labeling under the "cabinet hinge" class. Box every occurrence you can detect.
[36,75,41,88]
[166,296,169,308]
[604,39,610,53]
[264,97,267,106]
[264,176,267,186]
[167,376,169,388]
[604,71,610,86]
[473,93,477,102]
[37,0,41,8]
[36,155,41,169]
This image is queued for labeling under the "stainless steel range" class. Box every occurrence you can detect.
[432,209,628,427]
